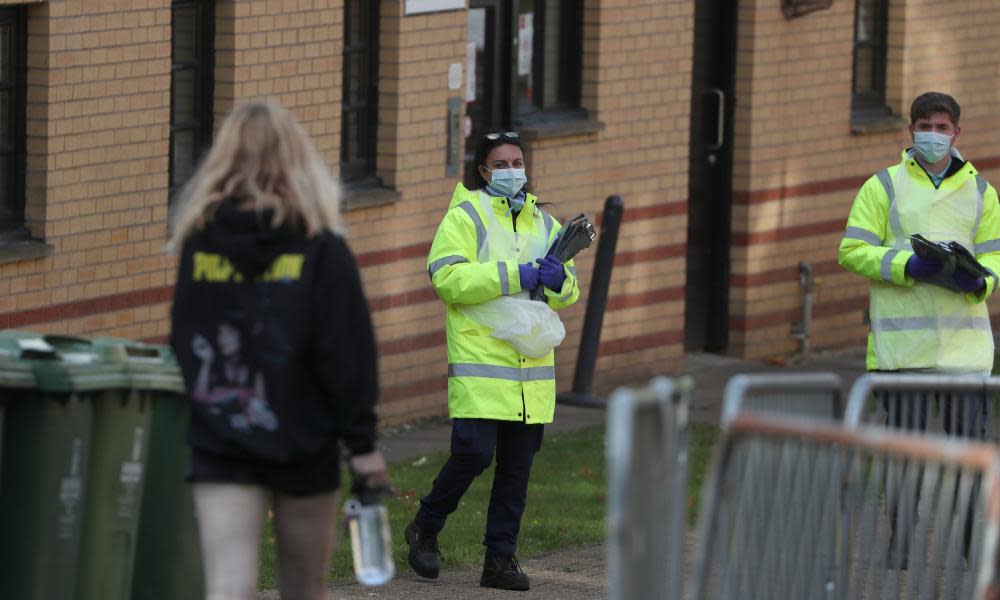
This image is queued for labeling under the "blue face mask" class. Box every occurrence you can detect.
[913,131,953,163]
[486,168,527,199]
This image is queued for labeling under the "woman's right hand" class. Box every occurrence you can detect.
[518,263,541,292]
[349,450,391,492]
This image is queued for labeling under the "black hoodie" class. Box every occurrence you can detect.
[170,199,377,464]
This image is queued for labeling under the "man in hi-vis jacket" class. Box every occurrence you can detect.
[838,91,1000,566]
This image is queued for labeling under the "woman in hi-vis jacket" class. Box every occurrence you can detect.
[405,130,580,591]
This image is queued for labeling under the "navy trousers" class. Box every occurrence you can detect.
[880,392,987,559]
[415,418,544,556]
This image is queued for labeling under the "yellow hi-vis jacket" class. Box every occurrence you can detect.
[838,149,1000,372]
[427,182,581,423]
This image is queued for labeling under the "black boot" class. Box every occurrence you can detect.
[480,550,530,591]
[404,520,443,579]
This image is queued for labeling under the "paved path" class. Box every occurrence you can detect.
[327,544,606,600]
[257,347,868,598]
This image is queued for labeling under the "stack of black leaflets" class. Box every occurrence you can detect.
[531,213,597,301]
[909,234,991,292]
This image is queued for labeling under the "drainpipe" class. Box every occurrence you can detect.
[792,261,814,356]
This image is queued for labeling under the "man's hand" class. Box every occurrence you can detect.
[905,254,943,280]
[954,269,986,293]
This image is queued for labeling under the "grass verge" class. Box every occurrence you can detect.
[258,421,720,588]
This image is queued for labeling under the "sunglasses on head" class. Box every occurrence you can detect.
[483,131,520,141]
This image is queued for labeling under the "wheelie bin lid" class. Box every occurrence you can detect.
[91,337,186,394]
[0,330,129,393]
[0,331,43,389]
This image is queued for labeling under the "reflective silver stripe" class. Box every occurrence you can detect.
[876,169,895,202]
[428,255,468,278]
[987,266,999,294]
[976,239,1000,255]
[457,201,488,261]
[877,169,906,249]
[559,290,573,302]
[542,212,554,242]
[568,265,577,279]
[498,261,510,295]
[871,316,992,332]
[880,249,898,283]
[972,176,987,239]
[448,363,555,381]
[844,226,882,246]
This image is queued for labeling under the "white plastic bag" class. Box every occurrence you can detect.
[456,293,566,358]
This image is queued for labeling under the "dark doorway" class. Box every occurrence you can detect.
[465,0,510,185]
[685,0,738,352]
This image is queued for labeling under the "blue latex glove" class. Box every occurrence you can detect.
[905,254,943,280]
[954,269,985,293]
[518,263,540,292]
[538,256,567,291]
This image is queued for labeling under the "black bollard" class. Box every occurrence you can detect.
[557,195,623,408]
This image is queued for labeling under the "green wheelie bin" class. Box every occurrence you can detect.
[0,330,101,600]
[36,335,153,600]
[0,338,37,478]
[91,339,205,600]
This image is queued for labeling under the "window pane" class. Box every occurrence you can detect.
[541,1,562,108]
[855,0,875,42]
[172,5,197,65]
[0,90,8,140]
[853,47,874,95]
[170,1,212,198]
[343,110,360,166]
[341,1,377,182]
[172,67,196,123]
[0,157,9,221]
[0,7,22,231]
[345,0,368,48]
[0,22,10,82]
[171,129,197,188]
[515,3,536,116]
[345,52,366,106]
[852,0,886,110]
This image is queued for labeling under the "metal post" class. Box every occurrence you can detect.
[557,195,623,408]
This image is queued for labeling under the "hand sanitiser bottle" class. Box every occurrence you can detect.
[344,489,394,586]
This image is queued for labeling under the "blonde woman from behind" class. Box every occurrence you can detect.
[169,101,389,600]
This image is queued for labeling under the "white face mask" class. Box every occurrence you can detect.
[486,168,527,198]
[913,131,953,163]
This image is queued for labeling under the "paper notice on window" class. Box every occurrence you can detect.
[517,13,533,76]
[466,41,476,103]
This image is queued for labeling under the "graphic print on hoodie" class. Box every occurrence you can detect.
[189,316,279,433]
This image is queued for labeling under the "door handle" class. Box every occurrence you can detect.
[706,88,725,151]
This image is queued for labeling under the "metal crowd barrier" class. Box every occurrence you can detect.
[606,376,692,600]
[720,372,843,428]
[844,373,1000,442]
[690,412,1000,600]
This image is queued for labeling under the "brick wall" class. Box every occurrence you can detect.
[0,0,173,341]
[0,0,694,425]
[729,0,1000,359]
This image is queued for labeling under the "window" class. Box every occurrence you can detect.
[851,0,889,118]
[170,0,214,199]
[0,7,26,237]
[512,0,582,124]
[341,0,379,185]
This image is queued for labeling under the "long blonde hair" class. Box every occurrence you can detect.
[167,101,343,252]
